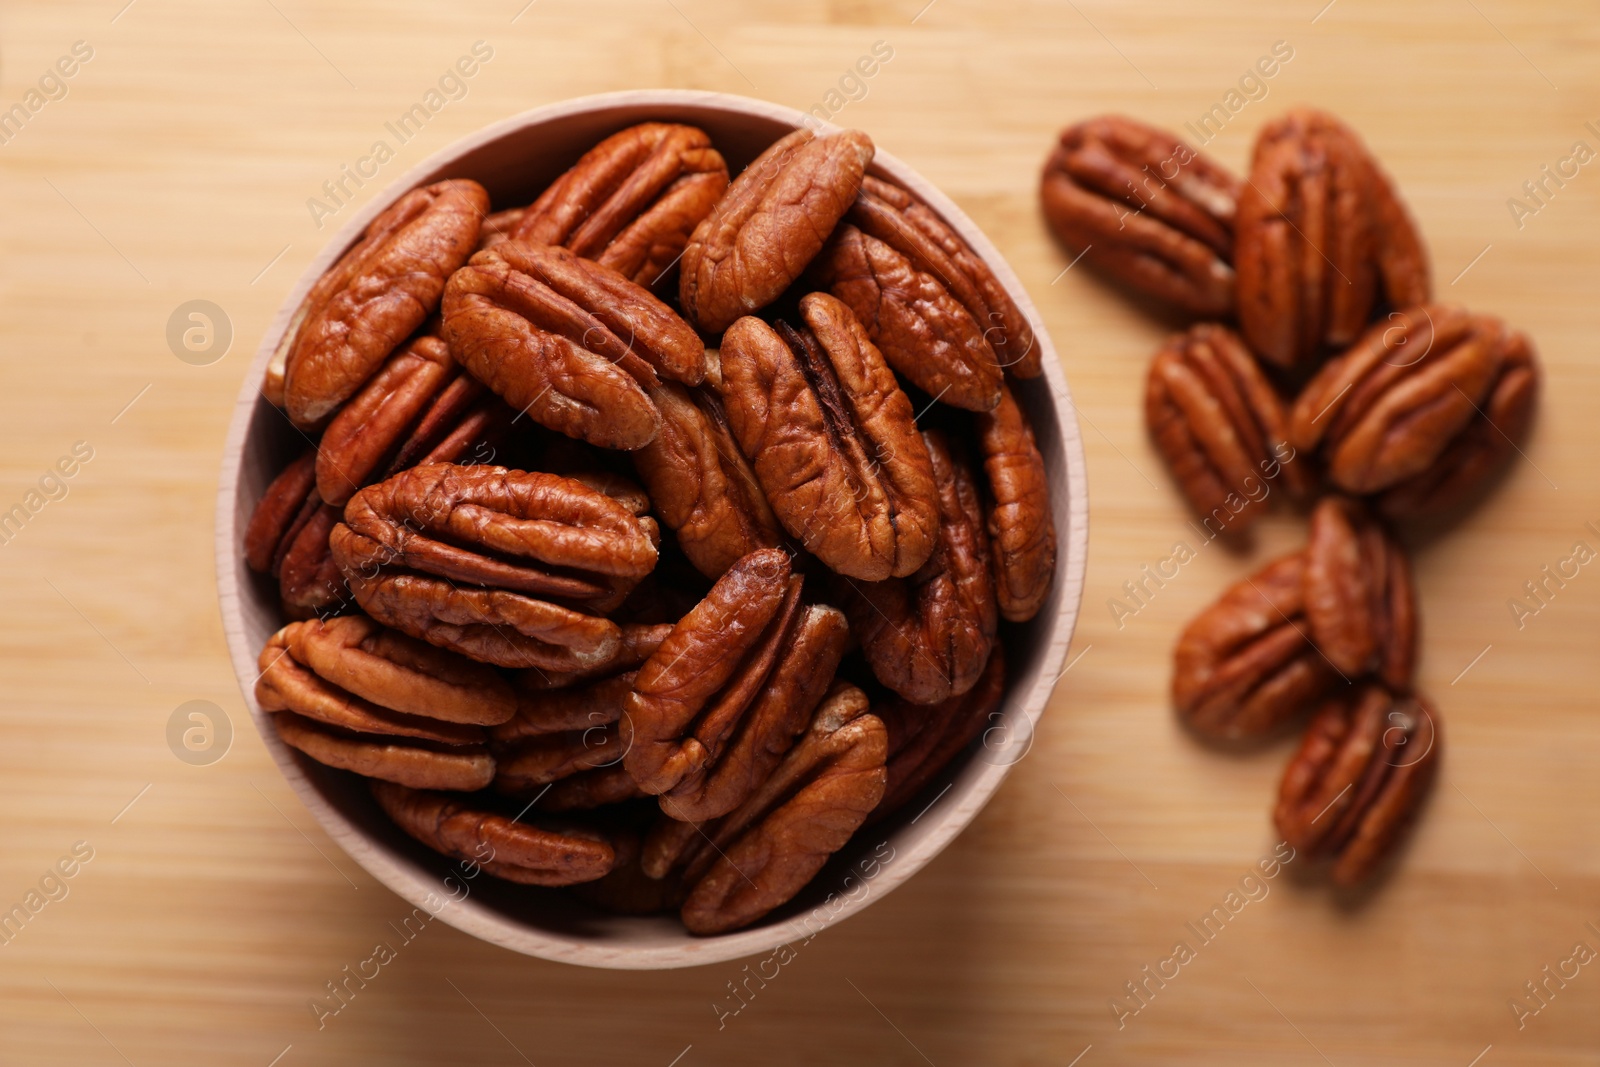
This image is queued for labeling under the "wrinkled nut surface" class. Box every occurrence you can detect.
[1173,552,1338,740]
[811,223,1003,412]
[874,647,1005,819]
[1146,323,1310,534]
[271,710,494,791]
[372,780,618,886]
[851,175,1040,379]
[1274,685,1440,886]
[977,383,1057,622]
[680,128,875,333]
[442,242,707,450]
[512,122,729,293]
[517,622,672,691]
[1041,115,1241,318]
[1290,305,1539,512]
[679,685,887,935]
[632,381,785,579]
[1236,109,1430,369]
[838,430,998,705]
[1303,497,1416,688]
[331,463,658,669]
[717,292,938,581]
[243,449,345,618]
[283,179,488,427]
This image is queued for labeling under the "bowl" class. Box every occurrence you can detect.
[216,89,1089,969]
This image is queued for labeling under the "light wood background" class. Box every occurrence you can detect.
[1,1,1596,1064]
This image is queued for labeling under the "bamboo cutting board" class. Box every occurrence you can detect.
[0,1,1596,1064]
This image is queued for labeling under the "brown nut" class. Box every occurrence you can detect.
[1288,305,1539,512]
[1274,685,1440,887]
[442,242,708,450]
[836,430,998,705]
[1173,552,1339,741]
[679,127,875,333]
[271,711,494,791]
[631,381,785,580]
[1145,323,1311,534]
[811,223,1003,412]
[678,684,887,935]
[717,292,938,581]
[281,179,488,427]
[330,463,658,669]
[873,646,1006,820]
[243,449,345,618]
[489,671,635,799]
[511,122,730,293]
[517,622,673,691]
[371,780,619,886]
[976,382,1057,622]
[623,549,853,824]
[851,175,1040,379]
[1041,115,1241,318]
[1303,497,1416,688]
[1236,109,1430,369]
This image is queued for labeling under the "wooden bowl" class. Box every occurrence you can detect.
[216,90,1088,969]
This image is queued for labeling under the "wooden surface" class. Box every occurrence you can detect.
[1,1,1596,1063]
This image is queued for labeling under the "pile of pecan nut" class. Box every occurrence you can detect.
[245,121,1055,934]
[1043,110,1540,887]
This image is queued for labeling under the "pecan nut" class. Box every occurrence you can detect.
[678,683,887,935]
[1288,305,1539,511]
[810,223,1003,411]
[836,430,998,705]
[442,242,708,450]
[1303,497,1416,688]
[631,381,785,579]
[243,449,345,618]
[1274,685,1440,886]
[679,127,875,333]
[1236,109,1430,369]
[717,292,938,581]
[1173,552,1338,740]
[873,646,1005,820]
[281,179,488,427]
[977,383,1057,622]
[511,122,729,293]
[1041,115,1241,318]
[1145,323,1311,534]
[371,780,619,886]
[490,671,643,808]
[623,549,853,824]
[330,463,659,669]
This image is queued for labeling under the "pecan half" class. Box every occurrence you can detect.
[1236,109,1430,369]
[490,671,642,806]
[1145,323,1311,534]
[811,223,1003,412]
[372,780,619,886]
[330,463,658,669]
[1274,685,1440,886]
[517,622,672,691]
[678,684,887,935]
[851,174,1039,378]
[1303,497,1416,688]
[836,430,998,705]
[1288,305,1539,510]
[243,449,345,618]
[977,383,1057,622]
[874,646,1006,819]
[271,711,494,791]
[512,122,729,293]
[631,381,785,579]
[442,242,708,450]
[1040,116,1241,318]
[1173,552,1338,740]
[717,292,938,581]
[282,179,488,427]
[680,127,875,333]
[623,549,853,824]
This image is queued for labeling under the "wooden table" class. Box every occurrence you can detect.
[1,1,1595,1063]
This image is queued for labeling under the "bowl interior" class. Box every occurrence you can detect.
[218,91,1087,969]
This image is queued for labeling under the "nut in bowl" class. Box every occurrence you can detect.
[218,92,1087,969]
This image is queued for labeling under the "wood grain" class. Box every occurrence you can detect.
[1,0,1596,1063]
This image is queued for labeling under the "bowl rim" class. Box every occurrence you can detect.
[215,88,1089,969]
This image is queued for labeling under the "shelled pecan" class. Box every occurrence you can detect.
[680,127,875,333]
[1041,115,1241,318]
[1303,497,1416,688]
[243,449,345,618]
[976,383,1056,622]
[873,646,1006,819]
[1274,685,1440,886]
[717,292,938,581]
